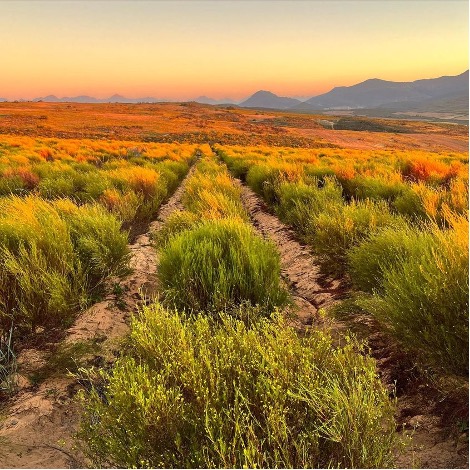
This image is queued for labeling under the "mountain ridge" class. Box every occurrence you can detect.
[1,71,467,118]
[296,70,469,111]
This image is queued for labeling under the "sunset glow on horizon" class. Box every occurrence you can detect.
[1,0,468,101]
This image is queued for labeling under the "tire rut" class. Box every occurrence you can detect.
[0,162,198,469]
[237,181,346,327]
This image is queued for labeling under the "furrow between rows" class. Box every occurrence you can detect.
[0,159,199,469]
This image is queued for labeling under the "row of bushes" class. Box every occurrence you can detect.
[0,196,129,335]
[218,147,469,376]
[157,157,288,316]
[0,143,198,339]
[79,155,397,468]
[220,145,468,224]
[0,137,198,224]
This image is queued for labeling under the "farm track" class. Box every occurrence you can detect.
[236,182,346,328]
[0,162,198,469]
[230,171,468,469]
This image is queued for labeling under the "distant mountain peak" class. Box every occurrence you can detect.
[240,90,301,110]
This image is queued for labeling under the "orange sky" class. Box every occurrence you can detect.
[1,1,468,100]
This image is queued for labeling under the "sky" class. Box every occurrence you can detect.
[0,0,468,101]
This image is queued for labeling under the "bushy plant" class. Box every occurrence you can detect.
[78,303,396,468]
[158,218,288,315]
[351,175,407,202]
[153,210,200,246]
[347,224,434,293]
[54,200,130,286]
[246,164,280,203]
[0,196,129,334]
[181,160,248,220]
[275,178,342,236]
[220,153,252,180]
[310,200,405,275]
[357,212,469,375]
[392,185,427,221]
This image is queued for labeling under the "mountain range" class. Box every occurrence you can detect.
[29,94,166,104]
[2,71,467,120]
[294,70,468,112]
[239,71,468,120]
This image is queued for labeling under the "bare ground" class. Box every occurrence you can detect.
[0,164,196,469]
[236,183,346,328]
[237,181,469,469]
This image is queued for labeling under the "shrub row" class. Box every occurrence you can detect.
[0,196,128,335]
[157,157,288,316]
[0,137,198,225]
[79,154,397,467]
[0,142,198,338]
[218,146,469,376]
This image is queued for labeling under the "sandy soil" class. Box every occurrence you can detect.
[0,163,197,469]
[236,179,468,469]
[237,183,346,328]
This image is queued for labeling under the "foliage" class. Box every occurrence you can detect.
[79,303,396,469]
[357,212,469,375]
[0,196,129,334]
[158,219,288,315]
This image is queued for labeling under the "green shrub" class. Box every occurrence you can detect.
[358,215,468,375]
[275,178,342,236]
[55,201,130,286]
[392,186,427,221]
[246,164,279,204]
[352,176,407,202]
[217,149,254,180]
[0,196,129,334]
[0,242,87,332]
[310,200,405,275]
[78,303,396,468]
[158,161,190,193]
[181,160,248,220]
[0,176,26,196]
[157,218,288,315]
[347,224,434,293]
[153,210,200,246]
[38,175,76,199]
[303,165,336,183]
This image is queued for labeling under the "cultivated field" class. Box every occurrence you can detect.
[0,102,467,468]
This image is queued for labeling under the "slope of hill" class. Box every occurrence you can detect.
[240,90,301,109]
[297,71,469,111]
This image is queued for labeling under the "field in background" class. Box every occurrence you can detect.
[0,101,468,151]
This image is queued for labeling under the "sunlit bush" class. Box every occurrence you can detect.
[79,303,396,468]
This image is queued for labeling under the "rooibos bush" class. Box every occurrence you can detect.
[358,212,469,375]
[157,218,288,315]
[79,302,396,468]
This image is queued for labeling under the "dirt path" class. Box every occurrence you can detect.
[237,182,346,327]
[0,164,197,469]
[235,178,468,469]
